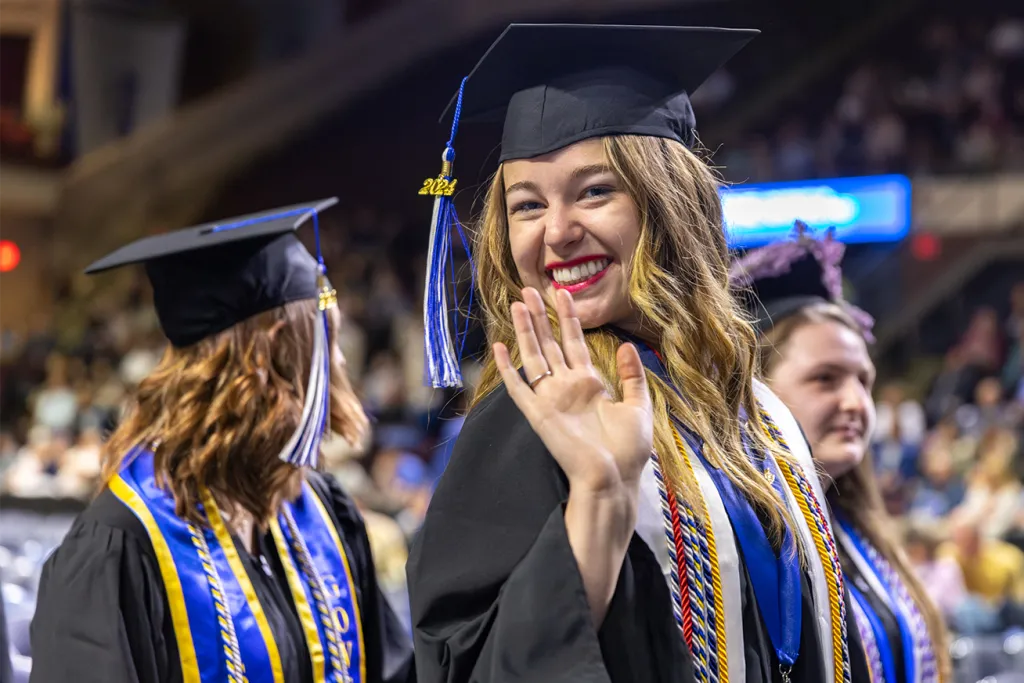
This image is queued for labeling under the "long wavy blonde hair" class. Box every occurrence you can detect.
[760,301,952,682]
[472,134,800,540]
[100,300,369,527]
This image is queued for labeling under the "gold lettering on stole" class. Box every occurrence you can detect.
[333,606,351,633]
[327,577,356,668]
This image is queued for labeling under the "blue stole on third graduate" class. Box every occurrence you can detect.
[630,337,803,676]
[837,516,938,683]
[110,448,365,683]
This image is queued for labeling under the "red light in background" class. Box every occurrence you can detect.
[910,233,941,261]
[0,240,20,272]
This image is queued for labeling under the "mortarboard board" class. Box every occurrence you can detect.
[729,222,875,340]
[418,23,758,388]
[85,198,339,348]
[85,198,342,468]
[442,23,759,162]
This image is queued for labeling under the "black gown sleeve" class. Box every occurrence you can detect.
[407,386,631,683]
[29,515,170,683]
[307,472,416,683]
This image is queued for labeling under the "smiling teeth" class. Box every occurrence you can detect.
[551,259,609,285]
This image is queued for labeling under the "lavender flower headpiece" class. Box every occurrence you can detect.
[729,221,875,341]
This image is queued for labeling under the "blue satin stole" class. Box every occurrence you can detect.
[109,449,365,683]
[839,517,914,683]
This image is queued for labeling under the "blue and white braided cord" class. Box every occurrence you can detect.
[850,591,886,683]
[856,529,938,683]
[652,453,685,631]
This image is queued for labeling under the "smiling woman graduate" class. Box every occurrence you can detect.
[406,24,863,683]
[29,200,415,683]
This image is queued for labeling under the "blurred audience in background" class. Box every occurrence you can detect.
[715,14,1024,182]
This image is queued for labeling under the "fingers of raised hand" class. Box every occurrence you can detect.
[554,289,591,370]
[503,288,609,413]
[493,341,542,421]
[511,301,550,389]
[522,288,567,374]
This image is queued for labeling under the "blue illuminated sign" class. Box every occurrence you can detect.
[720,174,912,249]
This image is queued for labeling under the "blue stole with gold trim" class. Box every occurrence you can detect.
[110,449,365,683]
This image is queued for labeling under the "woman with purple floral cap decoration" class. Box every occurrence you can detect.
[731,223,952,683]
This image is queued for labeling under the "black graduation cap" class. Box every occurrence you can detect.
[441,23,759,162]
[85,198,339,348]
[727,223,877,338]
[741,252,832,333]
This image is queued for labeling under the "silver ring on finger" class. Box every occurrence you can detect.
[527,370,552,390]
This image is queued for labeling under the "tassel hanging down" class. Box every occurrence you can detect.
[279,209,336,468]
[420,76,474,388]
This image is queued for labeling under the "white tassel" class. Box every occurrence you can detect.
[280,301,331,468]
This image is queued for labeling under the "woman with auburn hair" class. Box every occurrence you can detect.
[407,24,861,683]
[30,200,415,683]
[732,225,951,683]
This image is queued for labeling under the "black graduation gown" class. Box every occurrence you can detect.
[839,546,906,683]
[28,472,415,683]
[407,384,847,683]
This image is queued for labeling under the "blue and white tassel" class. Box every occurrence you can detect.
[280,208,335,468]
[420,76,474,388]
